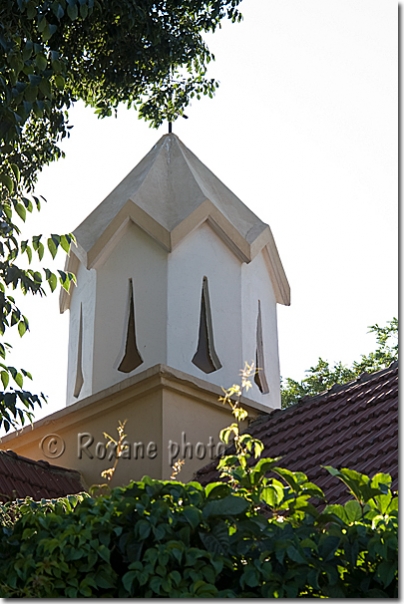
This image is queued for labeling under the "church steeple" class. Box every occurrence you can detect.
[61,134,290,408]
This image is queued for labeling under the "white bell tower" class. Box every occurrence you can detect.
[60,134,290,409]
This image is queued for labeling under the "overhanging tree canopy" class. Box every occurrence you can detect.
[0,0,242,430]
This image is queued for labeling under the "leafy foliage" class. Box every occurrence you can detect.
[1,0,242,174]
[0,466,397,597]
[0,365,398,597]
[0,0,243,430]
[0,178,76,432]
[281,318,398,408]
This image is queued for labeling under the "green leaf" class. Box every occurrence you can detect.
[68,271,77,285]
[37,15,47,32]
[14,372,23,388]
[67,3,78,20]
[241,568,260,588]
[324,466,381,503]
[253,439,264,457]
[45,268,58,292]
[343,499,362,523]
[94,570,116,589]
[217,455,239,469]
[22,42,33,61]
[318,534,340,561]
[54,74,65,90]
[22,197,33,212]
[11,311,20,327]
[149,576,162,594]
[27,4,37,18]
[219,427,232,444]
[307,568,320,590]
[371,472,392,492]
[39,78,52,98]
[52,3,65,19]
[37,242,44,260]
[10,164,20,183]
[47,237,58,259]
[1,370,9,389]
[261,484,284,507]
[30,235,40,251]
[60,234,72,253]
[136,519,151,540]
[376,560,397,588]
[35,53,47,71]
[28,73,42,87]
[21,241,33,263]
[97,544,110,563]
[199,522,229,554]
[51,58,63,73]
[80,3,88,18]
[42,23,57,42]
[48,272,57,292]
[182,506,201,528]
[273,467,301,492]
[301,481,325,499]
[18,320,27,337]
[253,457,280,477]
[15,203,26,222]
[205,482,231,499]
[122,570,137,594]
[287,545,307,564]
[0,174,14,195]
[203,494,249,518]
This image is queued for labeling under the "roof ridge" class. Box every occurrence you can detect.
[288,360,398,408]
[174,136,268,239]
[247,361,399,431]
[1,448,81,476]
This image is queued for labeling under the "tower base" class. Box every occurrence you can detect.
[1,365,272,489]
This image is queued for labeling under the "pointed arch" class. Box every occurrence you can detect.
[192,276,222,374]
[73,304,84,398]
[118,279,143,373]
[254,300,269,394]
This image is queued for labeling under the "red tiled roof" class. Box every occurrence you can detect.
[196,362,398,503]
[0,450,86,501]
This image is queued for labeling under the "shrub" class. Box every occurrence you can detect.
[0,463,398,597]
[0,367,398,597]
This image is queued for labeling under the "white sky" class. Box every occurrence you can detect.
[5,0,398,421]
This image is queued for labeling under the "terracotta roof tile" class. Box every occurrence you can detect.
[196,362,398,503]
[0,450,86,501]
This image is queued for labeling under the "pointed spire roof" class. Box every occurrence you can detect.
[61,134,290,310]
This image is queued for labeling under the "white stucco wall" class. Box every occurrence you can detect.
[167,222,243,390]
[241,251,281,408]
[66,221,281,409]
[66,261,96,405]
[92,221,168,394]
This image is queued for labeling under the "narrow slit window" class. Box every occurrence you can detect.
[254,300,270,394]
[192,276,222,374]
[118,279,143,373]
[73,304,84,398]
